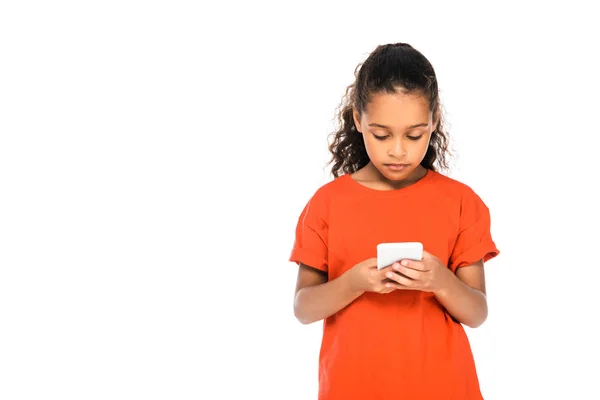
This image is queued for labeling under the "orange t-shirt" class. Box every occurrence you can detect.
[289,169,499,400]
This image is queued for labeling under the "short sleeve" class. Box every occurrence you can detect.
[289,189,329,272]
[448,187,499,272]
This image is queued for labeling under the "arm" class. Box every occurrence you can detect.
[293,263,363,325]
[434,259,488,328]
[385,253,488,328]
[293,257,395,324]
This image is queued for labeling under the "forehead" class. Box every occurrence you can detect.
[364,92,431,126]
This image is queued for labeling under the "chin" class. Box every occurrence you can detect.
[378,166,414,181]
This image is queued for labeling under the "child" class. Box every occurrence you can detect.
[289,43,499,400]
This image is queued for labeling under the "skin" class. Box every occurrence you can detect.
[294,91,488,329]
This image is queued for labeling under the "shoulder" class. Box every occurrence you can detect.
[428,170,490,210]
[306,174,350,201]
[296,174,349,220]
[429,170,472,192]
[429,170,482,197]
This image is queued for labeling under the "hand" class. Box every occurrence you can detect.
[345,257,396,294]
[383,250,452,294]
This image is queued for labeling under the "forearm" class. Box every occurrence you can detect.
[435,272,488,328]
[294,271,364,325]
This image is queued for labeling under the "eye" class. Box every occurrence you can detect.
[373,134,387,141]
[407,135,423,141]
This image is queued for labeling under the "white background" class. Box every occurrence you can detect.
[1,1,599,399]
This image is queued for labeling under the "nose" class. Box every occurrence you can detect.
[388,137,406,158]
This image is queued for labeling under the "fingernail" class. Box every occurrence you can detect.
[401,260,408,266]
[386,272,393,278]
[393,264,401,270]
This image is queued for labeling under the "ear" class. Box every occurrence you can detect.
[352,107,363,133]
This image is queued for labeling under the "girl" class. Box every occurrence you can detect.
[289,43,500,400]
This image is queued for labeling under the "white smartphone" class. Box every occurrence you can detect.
[377,242,423,270]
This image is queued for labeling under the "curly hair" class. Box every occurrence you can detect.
[327,43,452,178]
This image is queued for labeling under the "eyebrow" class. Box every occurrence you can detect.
[368,122,429,130]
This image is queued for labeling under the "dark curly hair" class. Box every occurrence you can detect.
[327,43,452,178]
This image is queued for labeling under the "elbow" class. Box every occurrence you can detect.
[465,306,488,329]
[295,313,312,325]
[465,318,486,329]
[294,306,314,325]
[293,295,313,325]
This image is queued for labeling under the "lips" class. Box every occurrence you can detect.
[385,163,409,171]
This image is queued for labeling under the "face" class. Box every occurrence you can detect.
[353,91,437,182]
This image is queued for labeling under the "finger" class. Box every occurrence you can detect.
[376,265,396,277]
[383,277,406,285]
[399,259,429,272]
[385,270,414,287]
[377,268,397,284]
[383,281,407,290]
[392,263,422,280]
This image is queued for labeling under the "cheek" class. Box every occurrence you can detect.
[416,139,430,154]
[362,136,383,158]
[413,135,432,156]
